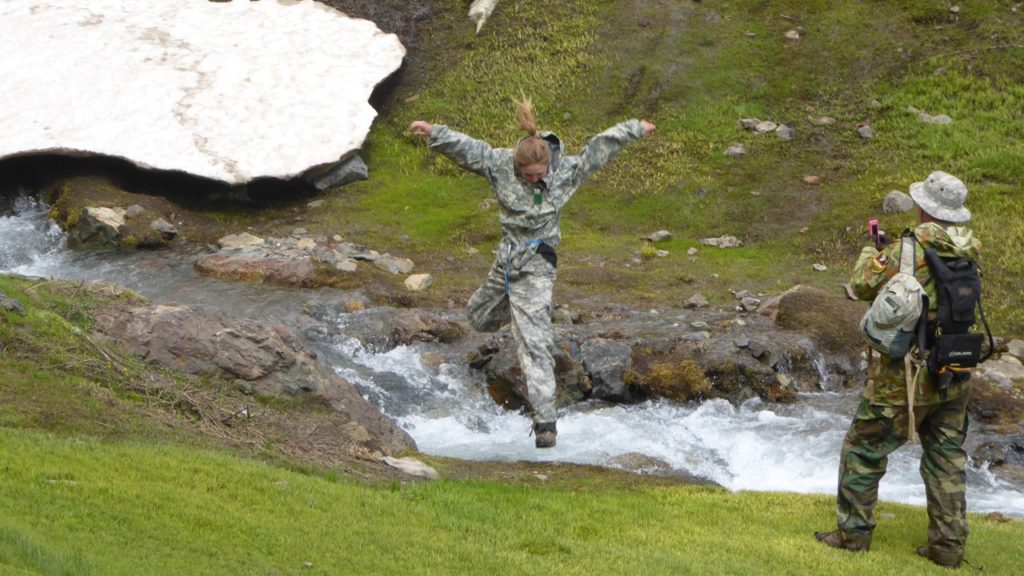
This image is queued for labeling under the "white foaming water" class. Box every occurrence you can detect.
[3,201,1023,517]
[337,336,1024,517]
[0,194,68,274]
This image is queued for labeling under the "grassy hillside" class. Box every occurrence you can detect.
[290,0,1023,335]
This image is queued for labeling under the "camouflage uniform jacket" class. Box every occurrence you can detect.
[427,120,646,273]
[850,222,982,405]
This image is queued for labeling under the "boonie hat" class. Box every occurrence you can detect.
[909,171,971,223]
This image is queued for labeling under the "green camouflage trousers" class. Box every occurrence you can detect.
[467,262,557,424]
[834,390,970,562]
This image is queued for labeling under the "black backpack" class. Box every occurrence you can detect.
[916,247,994,395]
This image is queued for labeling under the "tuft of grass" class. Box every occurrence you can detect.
[0,524,92,576]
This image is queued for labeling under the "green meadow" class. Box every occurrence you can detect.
[3,427,1023,575]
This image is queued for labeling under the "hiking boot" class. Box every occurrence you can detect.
[814,530,869,552]
[533,422,557,448]
[917,546,961,569]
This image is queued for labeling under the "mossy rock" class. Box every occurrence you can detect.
[771,286,866,356]
[626,347,712,402]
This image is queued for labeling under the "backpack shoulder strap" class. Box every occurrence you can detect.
[898,236,917,273]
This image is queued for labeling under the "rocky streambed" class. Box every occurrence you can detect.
[3,189,1024,514]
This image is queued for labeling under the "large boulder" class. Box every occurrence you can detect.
[92,301,415,457]
[0,1,405,185]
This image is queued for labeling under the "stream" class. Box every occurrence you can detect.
[3,191,1023,517]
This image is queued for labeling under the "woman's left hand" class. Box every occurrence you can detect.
[640,120,656,137]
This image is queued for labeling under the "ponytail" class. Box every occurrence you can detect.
[513,95,551,168]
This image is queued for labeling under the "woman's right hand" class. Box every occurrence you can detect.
[409,120,433,138]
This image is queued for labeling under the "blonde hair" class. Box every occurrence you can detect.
[513,95,551,167]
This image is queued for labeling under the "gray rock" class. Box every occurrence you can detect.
[738,118,761,130]
[390,310,463,345]
[748,340,769,359]
[150,218,178,241]
[685,293,709,309]
[724,143,746,157]
[857,125,875,139]
[195,250,318,287]
[304,154,369,191]
[1,295,26,315]
[775,124,795,140]
[883,190,915,213]
[581,338,633,400]
[975,357,1024,387]
[218,232,264,249]
[382,456,439,480]
[404,273,433,291]
[73,207,125,248]
[551,307,574,325]
[374,255,415,275]
[701,235,742,248]
[643,230,673,242]
[93,302,415,455]
[919,113,953,125]
[335,258,359,273]
[1006,339,1024,360]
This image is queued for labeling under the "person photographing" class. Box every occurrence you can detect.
[816,171,988,569]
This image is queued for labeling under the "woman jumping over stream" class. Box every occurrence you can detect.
[409,97,655,448]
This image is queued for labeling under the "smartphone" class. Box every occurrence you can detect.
[868,219,879,242]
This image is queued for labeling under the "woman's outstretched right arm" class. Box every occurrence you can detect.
[409,120,495,177]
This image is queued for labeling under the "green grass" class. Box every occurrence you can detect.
[276,0,1024,336]
[2,426,1022,575]
[0,276,175,440]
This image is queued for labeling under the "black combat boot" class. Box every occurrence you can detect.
[917,546,962,569]
[814,530,870,552]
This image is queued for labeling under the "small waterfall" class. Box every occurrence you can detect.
[0,193,67,274]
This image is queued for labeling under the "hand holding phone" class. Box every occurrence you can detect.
[868,219,881,249]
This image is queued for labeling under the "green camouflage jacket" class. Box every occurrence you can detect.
[850,222,982,405]
[427,120,645,273]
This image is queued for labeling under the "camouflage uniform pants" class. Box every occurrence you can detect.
[834,390,970,562]
[467,262,557,424]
